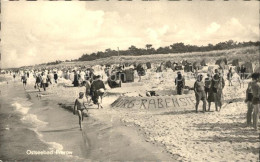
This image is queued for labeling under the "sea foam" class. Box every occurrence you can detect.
[12,102,30,115]
[22,114,48,127]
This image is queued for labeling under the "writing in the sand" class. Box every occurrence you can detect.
[112,95,195,109]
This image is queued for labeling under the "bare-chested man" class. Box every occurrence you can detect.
[74,92,88,130]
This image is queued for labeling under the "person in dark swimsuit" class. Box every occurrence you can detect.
[90,75,105,109]
[245,75,254,127]
[74,92,88,130]
[250,73,260,130]
[21,74,27,89]
[175,72,185,95]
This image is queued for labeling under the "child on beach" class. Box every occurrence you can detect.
[74,92,88,130]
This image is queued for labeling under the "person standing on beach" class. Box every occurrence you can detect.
[74,92,88,130]
[54,71,58,83]
[85,77,92,105]
[21,73,28,89]
[41,73,47,91]
[249,73,260,130]
[136,64,145,82]
[194,74,207,113]
[245,74,254,127]
[91,75,106,109]
[204,74,212,99]
[47,72,52,85]
[175,72,185,95]
[227,67,233,86]
[209,69,225,111]
[35,73,42,91]
[13,73,16,81]
[240,65,246,80]
[73,71,80,87]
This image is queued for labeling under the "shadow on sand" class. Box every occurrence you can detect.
[156,110,197,116]
[193,121,259,154]
[225,97,245,104]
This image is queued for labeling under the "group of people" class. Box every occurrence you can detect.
[73,75,106,130]
[192,68,258,130]
[34,72,58,91]
[193,69,225,113]
[72,69,94,87]
[227,67,245,88]
[9,61,258,131]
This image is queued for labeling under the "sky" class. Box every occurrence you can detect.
[1,1,259,68]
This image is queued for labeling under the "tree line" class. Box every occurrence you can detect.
[77,40,260,62]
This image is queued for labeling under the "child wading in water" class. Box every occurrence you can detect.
[74,92,88,130]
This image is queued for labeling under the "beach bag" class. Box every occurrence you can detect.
[45,83,49,87]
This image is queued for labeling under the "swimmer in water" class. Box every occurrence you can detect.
[74,92,88,130]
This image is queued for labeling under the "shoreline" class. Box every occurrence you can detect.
[1,69,259,161]
[24,81,175,161]
[54,91,176,160]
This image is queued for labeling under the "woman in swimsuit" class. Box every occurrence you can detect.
[74,92,88,130]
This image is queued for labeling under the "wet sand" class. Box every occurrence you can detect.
[25,83,174,161]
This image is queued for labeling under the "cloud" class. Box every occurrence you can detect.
[2,3,106,68]
[206,22,221,34]
[145,25,170,47]
[196,18,259,45]
[1,2,259,68]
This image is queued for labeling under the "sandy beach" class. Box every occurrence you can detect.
[1,2,259,161]
[6,65,256,161]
